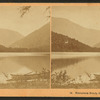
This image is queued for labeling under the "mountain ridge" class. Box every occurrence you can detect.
[0,29,23,47]
[52,17,100,47]
[52,31,100,52]
[94,42,100,48]
[10,23,50,52]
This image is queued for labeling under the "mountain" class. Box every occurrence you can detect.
[52,17,100,47]
[94,43,100,48]
[11,23,50,52]
[52,32,100,52]
[0,29,23,47]
[0,44,8,52]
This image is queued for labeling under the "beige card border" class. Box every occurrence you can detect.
[0,3,100,97]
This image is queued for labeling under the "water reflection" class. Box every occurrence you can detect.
[0,56,50,74]
[0,54,50,86]
[51,57,88,71]
[51,54,100,88]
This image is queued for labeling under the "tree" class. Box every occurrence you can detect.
[19,6,31,17]
[19,6,50,19]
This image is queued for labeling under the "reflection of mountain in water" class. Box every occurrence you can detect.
[52,55,100,83]
[0,56,50,74]
[12,56,50,72]
[52,56,100,89]
[52,57,88,71]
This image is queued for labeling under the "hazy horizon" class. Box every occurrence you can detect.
[0,6,49,36]
[52,16,100,31]
[52,6,100,31]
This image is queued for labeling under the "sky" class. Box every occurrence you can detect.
[0,6,49,36]
[52,6,100,31]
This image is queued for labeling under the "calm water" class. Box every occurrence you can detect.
[0,53,50,83]
[52,52,100,83]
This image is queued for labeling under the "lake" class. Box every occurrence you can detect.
[51,52,100,83]
[0,52,50,83]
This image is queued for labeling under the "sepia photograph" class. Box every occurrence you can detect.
[1,3,100,97]
[51,6,100,89]
[0,6,50,88]
[0,6,50,52]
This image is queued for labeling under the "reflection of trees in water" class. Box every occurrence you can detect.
[51,57,89,71]
[8,56,50,72]
[0,56,50,75]
[51,56,100,88]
